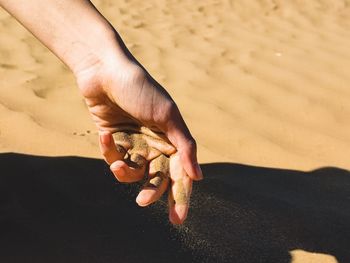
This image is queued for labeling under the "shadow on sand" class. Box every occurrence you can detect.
[0,153,349,263]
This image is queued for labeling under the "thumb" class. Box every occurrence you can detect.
[161,103,203,181]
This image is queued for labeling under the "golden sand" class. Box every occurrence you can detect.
[148,173,164,188]
[1,1,349,262]
[173,179,190,205]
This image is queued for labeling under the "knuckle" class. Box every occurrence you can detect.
[154,100,178,125]
[165,100,178,118]
[100,149,113,164]
[100,147,109,157]
[179,138,197,160]
[186,138,197,153]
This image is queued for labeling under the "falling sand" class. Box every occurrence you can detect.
[1,1,350,262]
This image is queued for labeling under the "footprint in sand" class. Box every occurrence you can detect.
[73,130,97,136]
[104,125,192,220]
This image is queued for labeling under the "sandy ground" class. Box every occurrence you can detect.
[0,1,350,262]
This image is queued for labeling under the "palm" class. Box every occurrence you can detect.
[77,63,192,224]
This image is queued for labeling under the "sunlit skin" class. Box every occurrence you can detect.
[99,127,192,223]
[0,0,203,224]
[77,59,196,224]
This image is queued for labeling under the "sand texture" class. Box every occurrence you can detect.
[0,1,350,262]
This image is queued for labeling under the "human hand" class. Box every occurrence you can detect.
[100,128,192,224]
[0,0,202,224]
[75,55,202,224]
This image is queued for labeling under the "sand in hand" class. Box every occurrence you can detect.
[111,127,192,223]
[1,0,350,262]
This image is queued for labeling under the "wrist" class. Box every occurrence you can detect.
[67,25,124,76]
[73,32,143,99]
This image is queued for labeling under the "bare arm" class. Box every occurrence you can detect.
[0,0,124,73]
[0,0,202,224]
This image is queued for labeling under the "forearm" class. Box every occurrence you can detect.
[0,0,124,74]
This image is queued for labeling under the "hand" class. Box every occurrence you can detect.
[75,55,203,224]
[0,0,202,224]
[101,128,192,224]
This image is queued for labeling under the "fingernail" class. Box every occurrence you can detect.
[195,163,203,180]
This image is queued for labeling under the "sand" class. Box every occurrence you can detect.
[0,1,350,262]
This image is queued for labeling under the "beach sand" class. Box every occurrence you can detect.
[0,1,350,262]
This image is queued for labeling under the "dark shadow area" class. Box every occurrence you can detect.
[0,153,349,263]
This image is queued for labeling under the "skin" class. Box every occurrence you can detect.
[110,127,192,220]
[0,0,202,224]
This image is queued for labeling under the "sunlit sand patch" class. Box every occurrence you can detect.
[290,249,338,263]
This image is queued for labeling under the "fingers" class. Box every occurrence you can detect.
[110,158,146,183]
[143,135,176,157]
[136,153,193,226]
[162,104,203,181]
[136,155,170,206]
[100,131,146,183]
[168,153,192,225]
[99,131,126,165]
[176,136,203,181]
[136,172,169,206]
